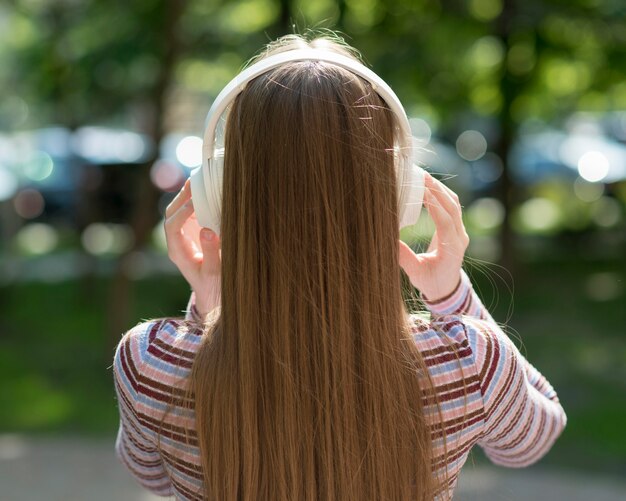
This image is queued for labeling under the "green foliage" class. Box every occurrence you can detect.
[0,257,624,473]
[0,273,191,434]
[0,0,624,476]
[1,0,623,131]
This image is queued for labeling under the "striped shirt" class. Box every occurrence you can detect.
[113,270,567,500]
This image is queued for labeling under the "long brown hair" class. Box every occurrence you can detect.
[190,34,444,500]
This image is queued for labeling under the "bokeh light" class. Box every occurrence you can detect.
[73,127,148,164]
[409,118,432,145]
[467,36,505,71]
[81,223,133,255]
[150,160,185,192]
[176,136,203,168]
[456,130,488,161]
[577,151,609,182]
[573,176,604,203]
[13,189,45,219]
[543,58,591,96]
[117,131,148,162]
[15,223,59,255]
[21,151,53,181]
[467,197,504,232]
[468,0,502,22]
[516,197,561,233]
[0,167,19,201]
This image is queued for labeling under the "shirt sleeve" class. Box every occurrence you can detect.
[113,321,174,496]
[466,317,567,467]
[421,269,495,323]
[185,291,221,327]
[184,292,203,323]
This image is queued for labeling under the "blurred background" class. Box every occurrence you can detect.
[0,0,624,499]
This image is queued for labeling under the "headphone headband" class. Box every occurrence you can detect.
[202,48,413,162]
[192,46,425,235]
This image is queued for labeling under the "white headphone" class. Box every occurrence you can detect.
[190,48,425,235]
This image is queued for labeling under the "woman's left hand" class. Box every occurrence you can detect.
[398,173,468,302]
[164,179,221,317]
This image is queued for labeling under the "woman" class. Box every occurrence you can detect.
[113,34,566,500]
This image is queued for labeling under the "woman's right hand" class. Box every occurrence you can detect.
[164,179,222,317]
[399,172,469,302]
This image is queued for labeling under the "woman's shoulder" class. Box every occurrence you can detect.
[409,312,507,363]
[408,311,512,395]
[116,317,205,363]
[408,311,528,409]
[409,312,474,355]
[113,317,205,406]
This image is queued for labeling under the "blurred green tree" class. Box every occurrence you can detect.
[1,0,297,340]
[1,0,624,334]
[336,0,625,266]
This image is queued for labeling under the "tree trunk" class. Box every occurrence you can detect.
[275,0,294,37]
[494,0,519,272]
[106,0,188,350]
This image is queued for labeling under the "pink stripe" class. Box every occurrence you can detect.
[113,282,566,500]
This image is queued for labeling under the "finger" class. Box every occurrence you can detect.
[434,178,465,225]
[425,174,464,233]
[428,176,469,247]
[426,175,461,223]
[165,178,191,218]
[423,188,456,244]
[426,189,469,257]
[425,174,459,214]
[198,228,221,275]
[436,178,462,206]
[165,198,194,235]
[165,201,199,270]
[182,214,202,256]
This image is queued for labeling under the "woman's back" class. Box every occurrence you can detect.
[113,271,566,500]
[113,33,566,500]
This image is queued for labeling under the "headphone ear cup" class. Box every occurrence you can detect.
[190,165,214,230]
[190,148,224,234]
[204,150,224,235]
[398,162,425,229]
